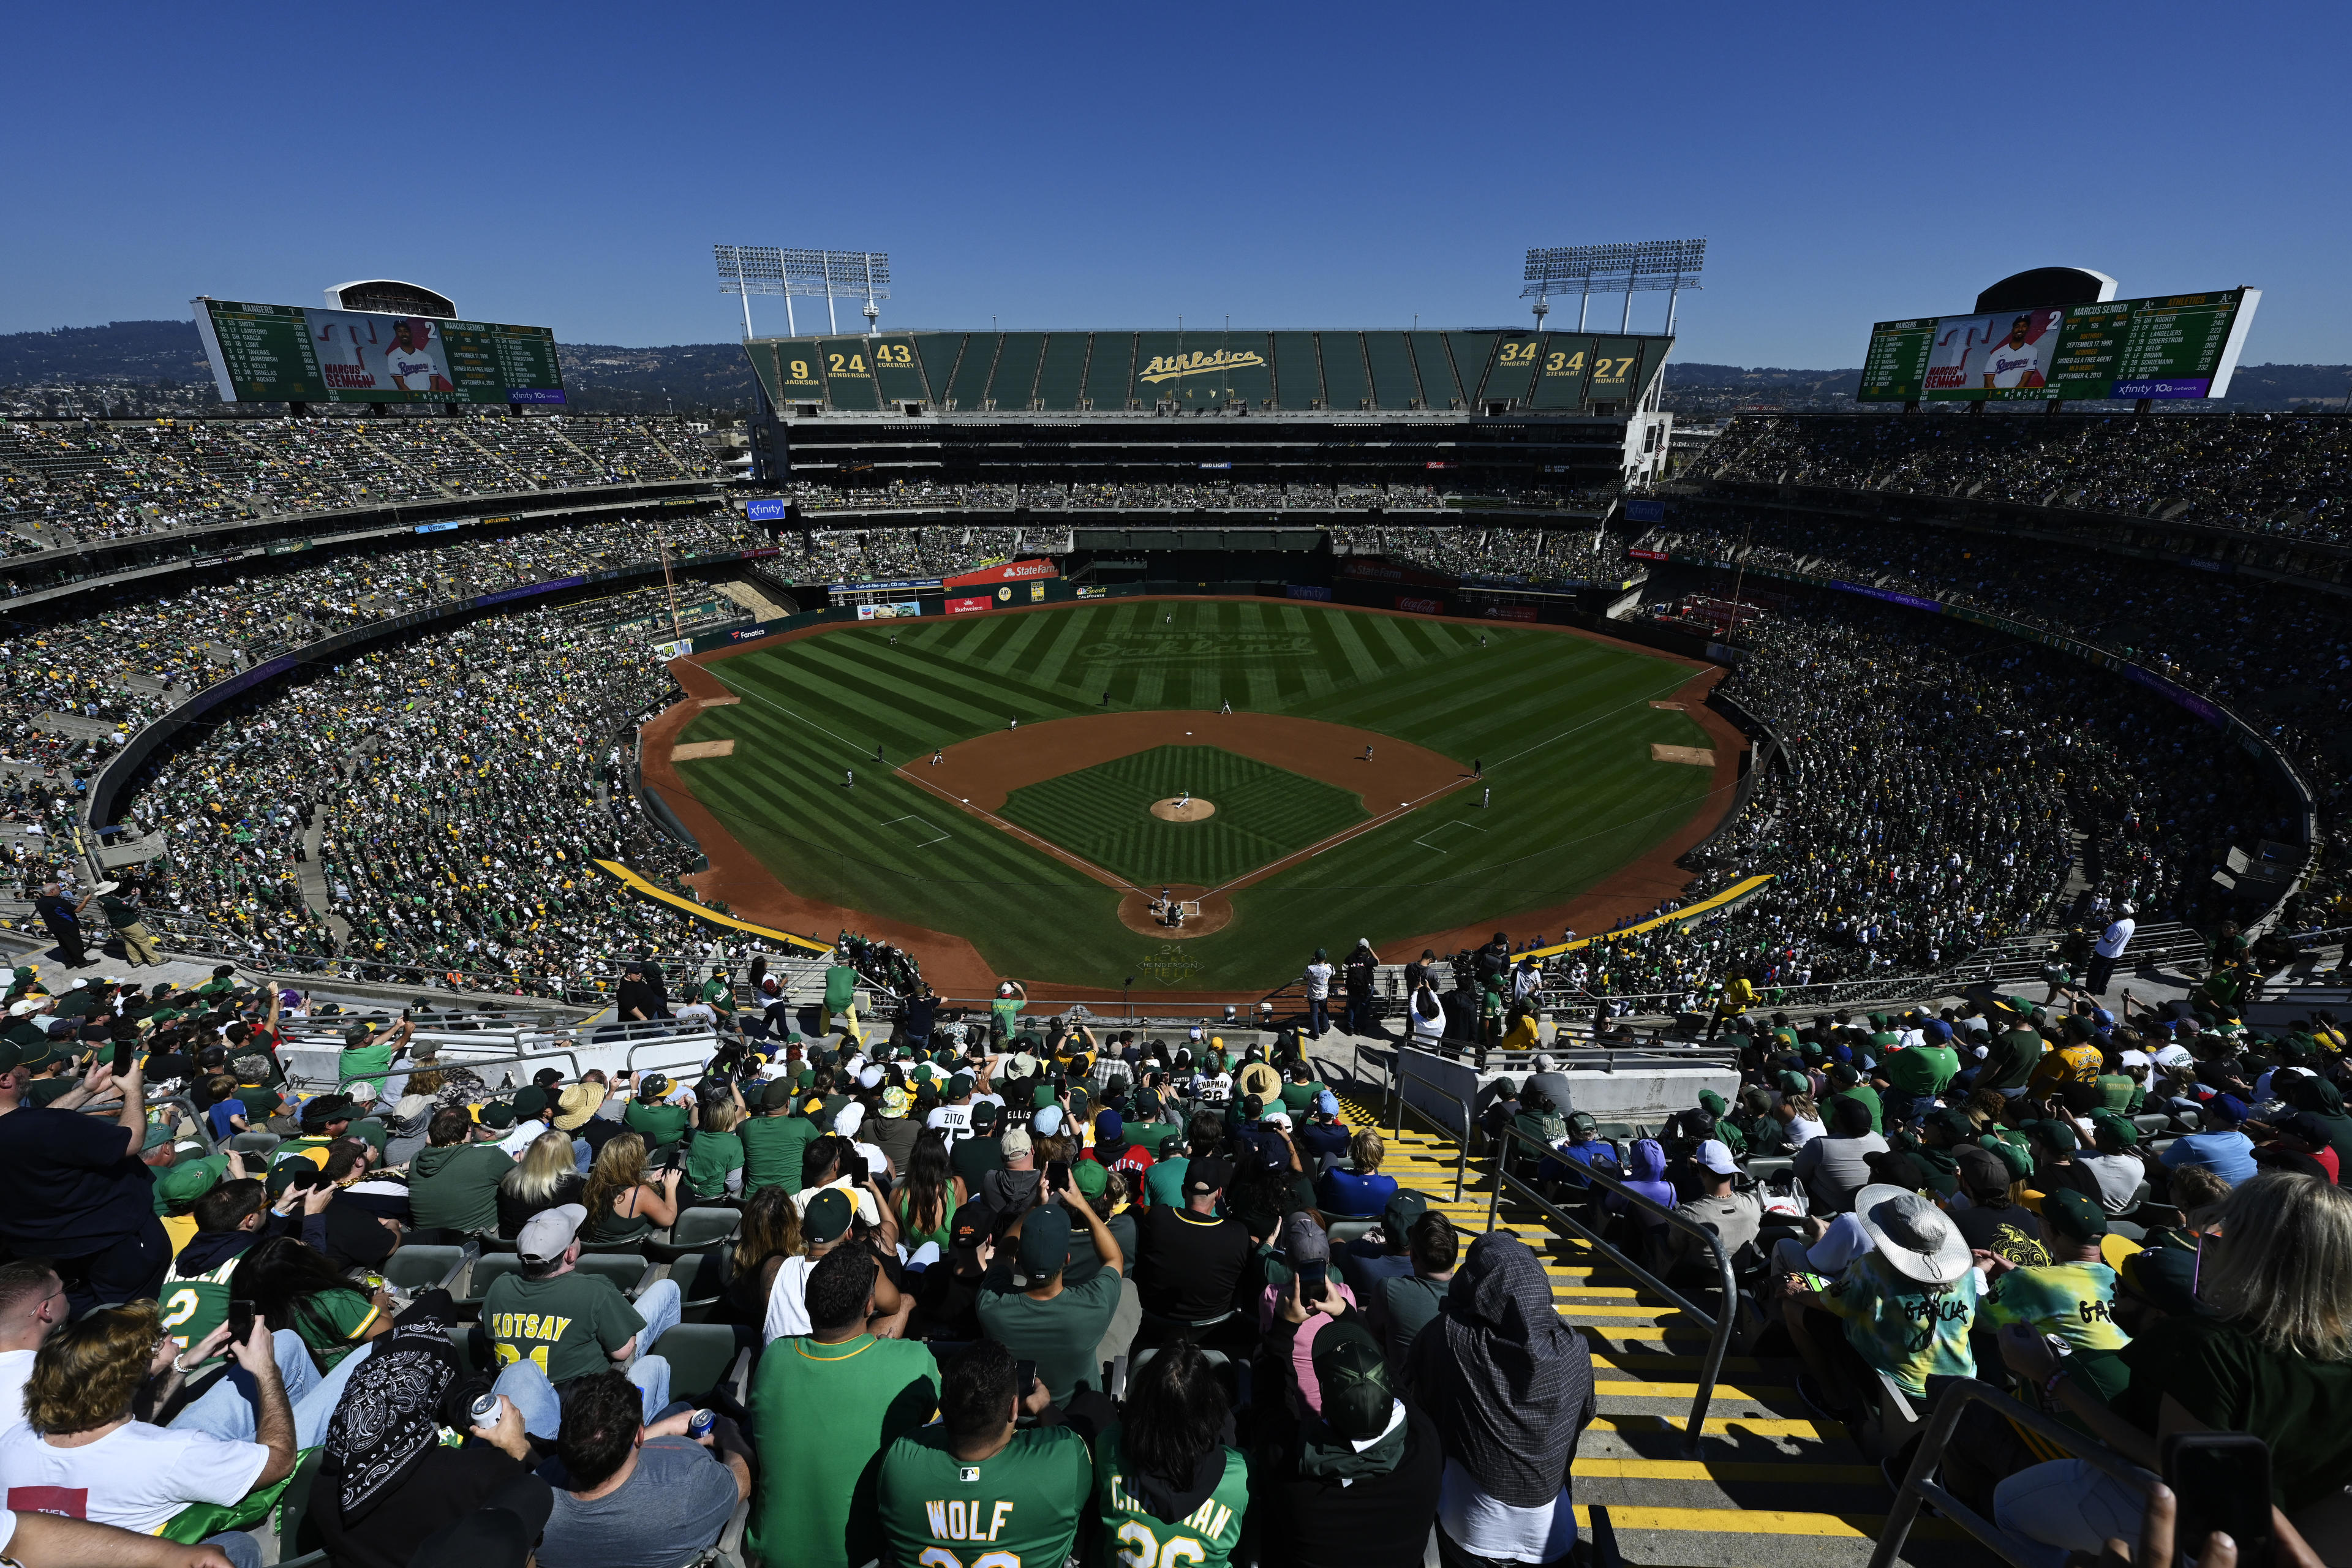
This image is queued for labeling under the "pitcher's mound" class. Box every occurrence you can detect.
[1150,797,1217,822]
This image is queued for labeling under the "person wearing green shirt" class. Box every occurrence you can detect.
[1785,1183,1981,1413]
[1142,1132,1189,1210]
[624,1074,692,1150]
[877,1341,1088,1568]
[334,1014,412,1099]
[684,1089,747,1202]
[151,1139,231,1216]
[409,1106,516,1234]
[1881,1021,1962,1121]
[1826,1063,1883,1135]
[1093,1347,1254,1568]
[1979,1190,2126,1355]
[974,1178,1125,1405]
[741,1079,818,1195]
[752,1248,941,1568]
[990,979,1026,1046]
[824,958,863,1044]
[483,1202,684,1427]
[1279,1063,1324,1115]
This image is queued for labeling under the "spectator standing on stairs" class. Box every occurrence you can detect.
[2086,903,2136,995]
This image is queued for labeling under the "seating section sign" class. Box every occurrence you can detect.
[1858,287,2260,402]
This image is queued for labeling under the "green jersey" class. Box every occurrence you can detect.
[751,1335,940,1568]
[1095,1423,1248,1568]
[740,1114,816,1194]
[1818,1251,1982,1398]
[1982,1261,2128,1354]
[481,1270,646,1384]
[624,1099,691,1148]
[159,1253,242,1365]
[877,1423,1089,1568]
[684,1128,744,1199]
[825,965,859,1011]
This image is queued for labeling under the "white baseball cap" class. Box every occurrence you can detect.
[516,1204,587,1265]
[1695,1139,1739,1175]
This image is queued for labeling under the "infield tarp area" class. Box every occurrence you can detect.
[664,598,1721,990]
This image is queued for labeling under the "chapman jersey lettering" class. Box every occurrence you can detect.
[1095,1424,1249,1568]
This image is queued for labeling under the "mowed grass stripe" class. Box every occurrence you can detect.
[680,601,1723,986]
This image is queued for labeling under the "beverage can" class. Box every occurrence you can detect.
[688,1409,715,1439]
[470,1393,502,1428]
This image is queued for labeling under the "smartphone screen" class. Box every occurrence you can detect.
[112,1036,135,1074]
[226,1299,256,1346]
[2166,1433,2274,1568]
[1013,1359,1038,1399]
[1045,1159,1070,1194]
[1298,1261,1329,1301]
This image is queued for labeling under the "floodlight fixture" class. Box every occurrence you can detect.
[717,245,892,336]
[1521,238,1706,333]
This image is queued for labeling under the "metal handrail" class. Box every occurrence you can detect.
[1390,1049,1477,1201]
[1868,1379,2157,1568]
[625,1031,726,1080]
[1487,1118,1737,1457]
[331,1045,584,1096]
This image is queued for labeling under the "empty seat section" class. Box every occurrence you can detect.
[870,337,930,405]
[1269,333,1322,408]
[1446,333,1499,406]
[1082,333,1135,410]
[915,334,967,405]
[1360,332,1420,408]
[1530,334,1600,408]
[1408,332,1464,409]
[816,337,881,411]
[1033,334,1088,410]
[1316,333,1371,410]
[986,333,1046,409]
[944,335,998,410]
[1215,334,1274,405]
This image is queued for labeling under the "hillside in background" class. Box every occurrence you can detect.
[2,322,2346,418]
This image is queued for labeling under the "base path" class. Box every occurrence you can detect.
[921,710,1464,815]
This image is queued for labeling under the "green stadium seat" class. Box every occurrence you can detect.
[1034,333,1088,410]
[668,1250,733,1322]
[382,1243,473,1297]
[654,1324,749,1408]
[578,1253,658,1296]
[1083,332,1135,410]
[1409,331,1464,408]
[1361,332,1420,409]
[986,333,1046,410]
[914,333,965,405]
[1317,333,1372,410]
[650,1207,742,1263]
[229,1131,281,1156]
[944,335,997,410]
[1269,332,1322,407]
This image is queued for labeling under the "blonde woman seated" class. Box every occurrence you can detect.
[498,1129,588,1238]
[580,1132,682,1246]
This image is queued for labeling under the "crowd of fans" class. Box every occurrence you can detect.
[782,480,1447,515]
[0,973,1568,1568]
[1329,524,1626,586]
[0,415,713,554]
[1643,503,2352,929]
[770,527,1068,586]
[1695,412,2352,543]
[1542,594,2290,1009]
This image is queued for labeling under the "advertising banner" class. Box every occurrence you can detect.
[1395,594,1445,614]
[941,558,1057,590]
[946,595,992,615]
[1623,499,1665,523]
[744,498,788,522]
[1285,584,1333,601]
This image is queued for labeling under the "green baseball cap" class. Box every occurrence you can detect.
[2041,1188,2108,1244]
[1072,1159,1108,1199]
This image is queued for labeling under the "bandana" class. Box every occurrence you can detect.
[323,1293,462,1521]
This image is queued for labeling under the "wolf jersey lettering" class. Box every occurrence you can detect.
[1095,1423,1249,1568]
[877,1423,1088,1568]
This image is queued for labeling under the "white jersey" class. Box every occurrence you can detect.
[1983,338,2045,388]
[383,344,440,390]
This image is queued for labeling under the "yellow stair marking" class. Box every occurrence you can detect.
[1571,1504,1950,1539]
[1589,1414,1841,1440]
[1575,1458,1879,1484]
[1592,1379,1793,1402]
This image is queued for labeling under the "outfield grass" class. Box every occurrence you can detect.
[997,744,1365,887]
[671,598,1715,992]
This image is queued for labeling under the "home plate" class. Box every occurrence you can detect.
[1652,744,1713,766]
[672,740,735,761]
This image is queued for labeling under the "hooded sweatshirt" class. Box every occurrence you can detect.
[1610,1139,1677,1214]
[407,1140,513,1233]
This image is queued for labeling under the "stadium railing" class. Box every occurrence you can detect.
[1389,1049,1476,1200]
[1868,1379,2155,1568]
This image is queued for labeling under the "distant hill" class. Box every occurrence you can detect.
[2,322,2346,417]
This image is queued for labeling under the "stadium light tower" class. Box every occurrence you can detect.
[1521,238,1706,334]
[716,246,892,337]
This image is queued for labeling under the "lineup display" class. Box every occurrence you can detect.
[1858,287,2260,402]
[192,298,567,405]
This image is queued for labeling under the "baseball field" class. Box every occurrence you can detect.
[653,597,1732,993]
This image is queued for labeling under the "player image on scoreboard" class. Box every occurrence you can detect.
[1921,306,2065,397]
[309,309,454,396]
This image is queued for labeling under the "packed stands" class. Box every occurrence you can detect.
[1693,410,2352,542]
[0,413,714,554]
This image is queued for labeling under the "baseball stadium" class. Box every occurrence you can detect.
[6,246,2346,1568]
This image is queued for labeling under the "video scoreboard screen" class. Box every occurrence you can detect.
[192,297,567,405]
[1858,287,2260,402]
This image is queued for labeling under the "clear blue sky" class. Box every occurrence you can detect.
[13,0,2345,368]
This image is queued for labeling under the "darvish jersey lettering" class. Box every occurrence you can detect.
[1096,1424,1249,1568]
[878,1423,1088,1568]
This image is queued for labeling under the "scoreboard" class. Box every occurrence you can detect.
[192,297,567,405]
[1858,287,2260,402]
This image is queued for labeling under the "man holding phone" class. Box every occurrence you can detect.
[976,1154,1125,1405]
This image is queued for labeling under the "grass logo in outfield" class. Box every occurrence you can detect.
[668,599,1722,989]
